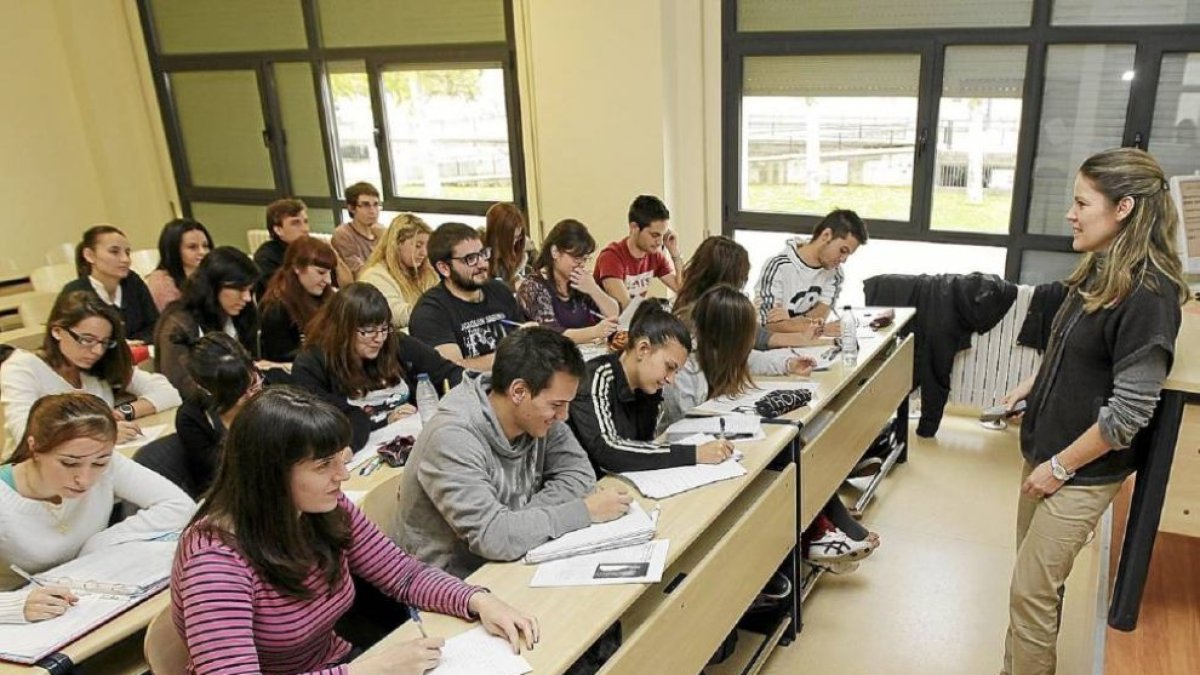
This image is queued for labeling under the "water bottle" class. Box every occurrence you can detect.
[840,305,858,364]
[415,373,439,423]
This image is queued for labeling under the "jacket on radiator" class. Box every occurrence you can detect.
[864,273,1018,437]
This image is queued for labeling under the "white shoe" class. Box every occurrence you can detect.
[804,527,874,563]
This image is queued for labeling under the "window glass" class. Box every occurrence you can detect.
[318,0,505,48]
[1149,53,1200,180]
[328,61,383,192]
[150,0,306,54]
[275,63,331,197]
[171,71,275,189]
[738,0,1033,30]
[1052,0,1200,26]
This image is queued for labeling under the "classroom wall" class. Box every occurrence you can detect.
[0,0,177,278]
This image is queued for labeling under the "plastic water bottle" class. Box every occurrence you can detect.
[840,305,858,365]
[415,374,439,423]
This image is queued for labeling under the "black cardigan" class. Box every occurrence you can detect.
[172,398,225,498]
[290,335,464,450]
[259,302,303,363]
[60,274,160,343]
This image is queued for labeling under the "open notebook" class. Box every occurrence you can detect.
[524,503,657,564]
[0,539,176,664]
[618,439,747,499]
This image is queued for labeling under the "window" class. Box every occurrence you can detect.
[328,61,382,192]
[738,0,1034,31]
[1149,53,1200,180]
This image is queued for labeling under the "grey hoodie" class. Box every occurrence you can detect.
[394,371,595,578]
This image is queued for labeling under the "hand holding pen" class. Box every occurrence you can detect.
[10,564,78,622]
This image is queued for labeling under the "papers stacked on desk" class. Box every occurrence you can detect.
[0,539,176,664]
[431,626,532,675]
[530,539,671,588]
[524,502,657,564]
[348,415,423,471]
[664,414,763,443]
[693,380,816,416]
[619,445,747,499]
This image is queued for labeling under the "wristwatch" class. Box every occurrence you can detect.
[117,403,135,422]
[1050,455,1075,481]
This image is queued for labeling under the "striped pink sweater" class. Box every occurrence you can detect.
[171,495,479,674]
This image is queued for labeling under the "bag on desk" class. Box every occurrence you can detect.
[754,389,812,418]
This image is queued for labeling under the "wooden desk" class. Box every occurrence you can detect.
[357,424,799,675]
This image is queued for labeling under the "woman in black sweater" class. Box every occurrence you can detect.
[60,225,159,343]
[259,236,337,362]
[291,283,463,451]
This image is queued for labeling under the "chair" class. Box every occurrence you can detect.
[246,229,270,252]
[357,471,405,537]
[43,242,74,266]
[130,249,160,277]
[29,264,77,293]
[17,292,57,329]
[144,605,188,675]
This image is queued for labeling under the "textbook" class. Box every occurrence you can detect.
[524,502,657,564]
[0,539,176,664]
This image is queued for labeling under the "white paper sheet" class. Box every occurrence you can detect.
[114,424,170,453]
[348,415,423,470]
[530,539,670,587]
[619,455,747,499]
[524,502,656,564]
[0,594,134,663]
[430,626,532,675]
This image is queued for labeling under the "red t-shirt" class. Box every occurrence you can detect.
[593,239,674,299]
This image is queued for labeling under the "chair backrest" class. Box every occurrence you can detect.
[17,292,58,329]
[357,471,405,537]
[29,264,78,293]
[246,229,270,252]
[43,242,75,266]
[144,605,189,675]
[133,434,198,498]
[130,249,161,278]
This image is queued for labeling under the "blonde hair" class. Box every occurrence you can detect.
[1064,148,1190,312]
[363,213,438,305]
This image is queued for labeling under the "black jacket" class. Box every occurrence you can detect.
[567,353,696,474]
[864,273,1017,437]
[60,274,160,343]
[172,398,224,498]
[1017,281,1069,351]
[291,336,463,450]
[253,239,287,298]
[259,302,303,363]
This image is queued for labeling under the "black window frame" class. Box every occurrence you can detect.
[136,0,526,230]
[721,0,1200,281]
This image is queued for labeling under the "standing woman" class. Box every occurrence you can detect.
[144,218,214,312]
[567,301,733,473]
[1,291,181,446]
[171,386,536,674]
[154,246,260,400]
[483,202,532,291]
[999,148,1189,675]
[260,236,338,362]
[516,219,619,344]
[358,214,439,328]
[60,225,159,343]
[1,393,195,623]
[292,283,463,451]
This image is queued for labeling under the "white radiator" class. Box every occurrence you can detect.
[948,284,1042,409]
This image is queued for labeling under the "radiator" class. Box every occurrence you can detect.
[948,284,1042,410]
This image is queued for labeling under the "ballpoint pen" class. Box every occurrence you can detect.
[9,565,44,587]
[408,606,429,638]
[359,455,384,476]
[718,416,726,442]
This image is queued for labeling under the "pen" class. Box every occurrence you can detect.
[499,319,525,329]
[718,416,726,442]
[9,565,43,587]
[589,310,611,321]
[359,455,384,476]
[408,606,429,638]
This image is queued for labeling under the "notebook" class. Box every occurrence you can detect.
[524,502,657,564]
[619,451,747,499]
[430,626,532,675]
[530,539,671,588]
[0,539,176,664]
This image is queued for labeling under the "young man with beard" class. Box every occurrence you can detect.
[408,222,525,371]
[395,327,631,578]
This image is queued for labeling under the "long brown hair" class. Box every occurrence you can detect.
[40,291,133,390]
[5,393,117,464]
[363,213,438,304]
[304,283,406,398]
[261,236,338,329]
[673,236,751,327]
[1064,148,1190,312]
[189,386,352,599]
[483,202,528,288]
[691,285,757,399]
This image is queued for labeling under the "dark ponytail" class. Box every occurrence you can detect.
[625,298,692,353]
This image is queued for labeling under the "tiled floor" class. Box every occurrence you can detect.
[759,415,1104,675]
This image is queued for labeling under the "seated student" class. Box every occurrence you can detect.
[516,219,619,344]
[0,393,195,623]
[483,202,533,291]
[292,283,463,452]
[331,182,386,278]
[144,218,214,312]
[253,198,310,296]
[154,246,259,400]
[408,222,524,371]
[395,327,630,579]
[1,292,181,447]
[59,225,159,343]
[358,213,439,328]
[173,333,263,497]
[593,195,683,310]
[673,236,821,349]
[660,285,815,430]
[171,386,536,674]
[755,209,868,337]
[567,302,733,474]
[259,236,337,362]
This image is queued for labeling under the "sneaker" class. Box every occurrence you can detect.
[809,559,860,575]
[849,456,883,478]
[804,527,874,563]
[748,571,793,612]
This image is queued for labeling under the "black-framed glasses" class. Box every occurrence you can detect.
[448,247,492,267]
[356,325,392,338]
[64,327,117,351]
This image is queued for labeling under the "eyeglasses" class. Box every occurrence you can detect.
[448,247,492,267]
[564,250,593,263]
[356,325,392,338]
[64,327,117,351]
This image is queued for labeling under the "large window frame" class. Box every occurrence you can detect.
[136,0,526,230]
[722,0,1200,281]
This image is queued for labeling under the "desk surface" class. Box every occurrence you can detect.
[1164,304,1200,393]
[357,423,798,674]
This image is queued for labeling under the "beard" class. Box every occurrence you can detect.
[450,266,486,291]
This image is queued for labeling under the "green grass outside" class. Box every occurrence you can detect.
[745,184,1012,234]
